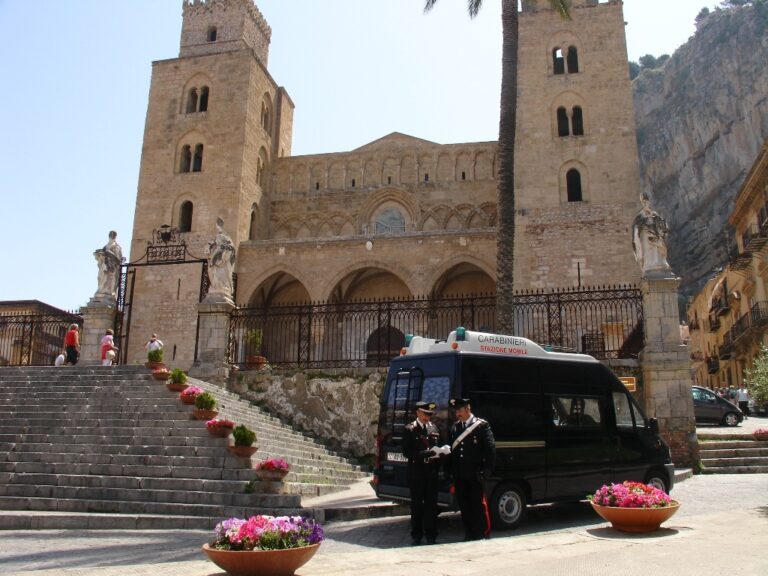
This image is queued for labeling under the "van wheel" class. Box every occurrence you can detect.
[722,412,740,427]
[490,483,527,530]
[644,471,669,493]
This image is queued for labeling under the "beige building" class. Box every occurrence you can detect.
[126,0,642,368]
[687,138,768,390]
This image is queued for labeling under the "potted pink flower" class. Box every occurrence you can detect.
[179,385,203,405]
[588,481,679,533]
[753,428,768,441]
[202,515,324,576]
[206,418,235,438]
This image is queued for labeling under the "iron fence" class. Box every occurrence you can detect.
[228,285,643,369]
[0,310,83,366]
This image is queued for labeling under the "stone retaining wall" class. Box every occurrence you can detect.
[227,369,385,459]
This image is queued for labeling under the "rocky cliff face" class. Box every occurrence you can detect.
[633,2,768,298]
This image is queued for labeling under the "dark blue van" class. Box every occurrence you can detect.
[374,328,675,529]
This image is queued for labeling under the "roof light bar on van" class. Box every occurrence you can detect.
[400,329,597,362]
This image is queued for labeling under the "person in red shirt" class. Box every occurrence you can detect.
[63,324,80,365]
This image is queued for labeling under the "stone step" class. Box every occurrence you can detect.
[2,448,364,480]
[0,495,306,519]
[0,365,366,528]
[698,447,768,458]
[0,511,246,530]
[0,483,301,508]
[0,461,261,481]
[3,434,358,464]
[0,471,352,495]
[700,465,768,474]
[698,440,768,450]
[700,456,768,467]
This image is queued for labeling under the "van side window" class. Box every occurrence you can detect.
[552,396,602,429]
[613,392,635,428]
[472,393,544,438]
[422,376,451,442]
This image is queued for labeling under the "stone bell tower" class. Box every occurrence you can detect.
[126,0,294,369]
[514,0,642,290]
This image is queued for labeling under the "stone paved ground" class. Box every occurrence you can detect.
[1,419,766,575]
[1,473,766,576]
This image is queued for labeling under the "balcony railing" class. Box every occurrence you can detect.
[711,295,731,317]
[706,356,720,374]
[719,332,734,360]
[742,223,768,252]
[708,316,721,332]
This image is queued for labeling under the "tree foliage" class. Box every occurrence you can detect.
[744,344,768,407]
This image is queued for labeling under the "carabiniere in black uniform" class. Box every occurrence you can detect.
[401,401,442,545]
[449,398,496,541]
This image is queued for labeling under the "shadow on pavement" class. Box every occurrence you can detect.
[324,500,602,549]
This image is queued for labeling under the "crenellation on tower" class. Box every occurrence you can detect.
[181,0,271,66]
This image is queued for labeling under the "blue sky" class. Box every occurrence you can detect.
[0,0,718,311]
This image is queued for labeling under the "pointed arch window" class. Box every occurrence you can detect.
[249,205,259,240]
[566,169,583,202]
[572,106,584,136]
[179,201,193,232]
[553,48,565,75]
[186,89,198,114]
[185,85,210,114]
[567,46,579,73]
[180,145,192,173]
[557,107,570,137]
[192,144,204,172]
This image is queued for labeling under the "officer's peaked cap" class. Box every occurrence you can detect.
[449,398,471,408]
[415,401,436,414]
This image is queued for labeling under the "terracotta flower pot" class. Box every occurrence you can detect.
[590,500,680,533]
[228,445,258,457]
[256,468,288,482]
[180,394,196,404]
[167,382,189,392]
[208,426,234,438]
[152,370,170,381]
[193,408,219,420]
[202,542,320,576]
[145,361,166,370]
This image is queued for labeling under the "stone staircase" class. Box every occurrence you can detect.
[698,434,768,474]
[0,366,368,529]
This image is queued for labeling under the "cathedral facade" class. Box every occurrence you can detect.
[126,0,642,368]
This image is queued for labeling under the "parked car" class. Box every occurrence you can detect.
[692,386,743,426]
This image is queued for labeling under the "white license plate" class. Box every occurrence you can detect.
[386,451,407,462]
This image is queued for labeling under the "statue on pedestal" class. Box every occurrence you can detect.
[204,218,236,304]
[92,230,124,304]
[632,194,672,276]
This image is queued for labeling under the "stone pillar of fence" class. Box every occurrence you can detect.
[189,301,235,383]
[639,275,699,467]
[80,304,117,366]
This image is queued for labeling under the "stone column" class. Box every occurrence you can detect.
[80,305,117,366]
[639,275,699,467]
[189,301,235,384]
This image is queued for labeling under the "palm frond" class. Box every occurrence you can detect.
[549,0,573,20]
[467,0,484,18]
[423,0,439,13]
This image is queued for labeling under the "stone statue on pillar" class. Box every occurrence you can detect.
[632,194,672,277]
[204,217,236,304]
[92,230,124,306]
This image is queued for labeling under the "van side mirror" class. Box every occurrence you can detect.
[649,418,659,434]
